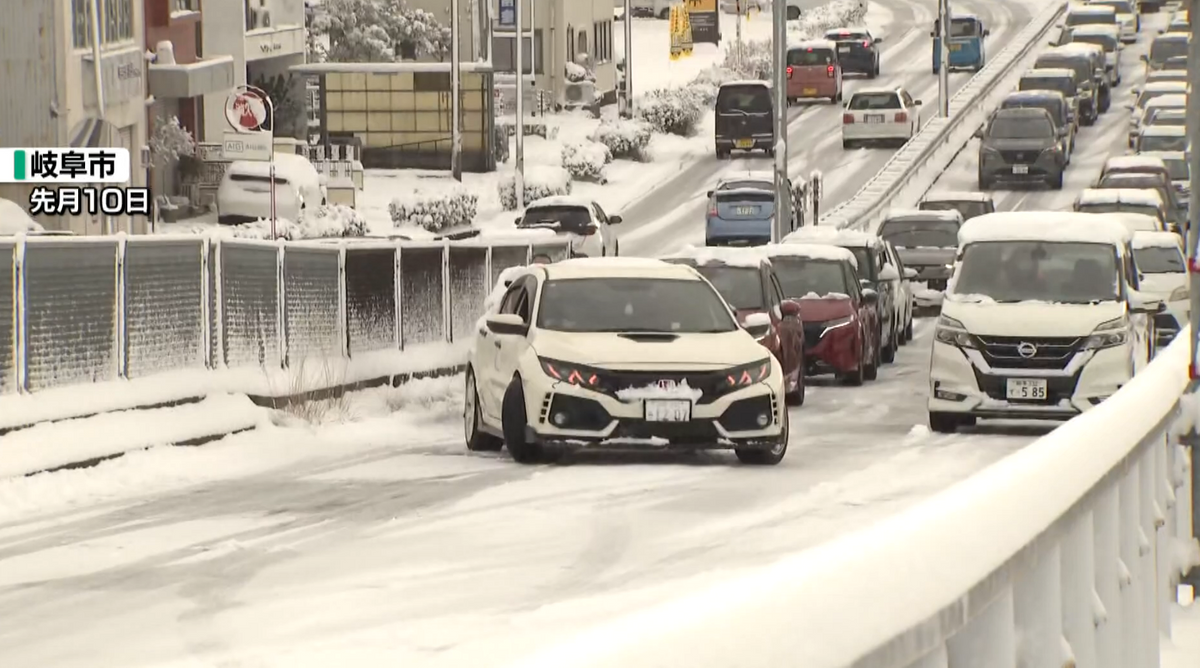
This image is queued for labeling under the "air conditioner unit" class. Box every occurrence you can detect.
[562,80,597,109]
[251,7,272,29]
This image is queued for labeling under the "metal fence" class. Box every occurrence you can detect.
[0,234,569,396]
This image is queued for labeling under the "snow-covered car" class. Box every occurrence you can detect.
[1139,150,1190,207]
[463,258,790,465]
[928,212,1162,433]
[705,171,797,246]
[1095,172,1185,229]
[1128,91,1187,146]
[1134,125,1188,153]
[1100,155,1173,190]
[1066,24,1122,86]
[1131,230,1188,350]
[1099,211,1170,234]
[1086,0,1138,41]
[877,209,963,292]
[1073,187,1169,227]
[515,196,621,258]
[662,247,807,404]
[882,239,916,344]
[763,243,883,384]
[216,153,327,225]
[918,190,996,221]
[1145,33,1189,71]
[1144,108,1188,130]
[841,87,922,148]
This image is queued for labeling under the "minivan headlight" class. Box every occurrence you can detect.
[934,314,974,348]
[1082,317,1129,350]
[1169,286,1189,301]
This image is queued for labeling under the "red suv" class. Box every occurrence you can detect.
[764,244,881,385]
[663,249,807,405]
[786,40,844,104]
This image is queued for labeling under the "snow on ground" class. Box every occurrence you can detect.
[614,10,775,92]
[1163,597,1200,668]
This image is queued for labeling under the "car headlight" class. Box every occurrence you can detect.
[1170,286,1189,301]
[539,357,605,389]
[821,315,854,337]
[934,314,974,347]
[1082,317,1129,350]
[721,358,772,392]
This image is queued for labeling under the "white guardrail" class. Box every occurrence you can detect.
[816,0,1070,232]
[512,334,1198,668]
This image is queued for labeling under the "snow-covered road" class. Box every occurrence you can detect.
[0,323,1050,666]
[618,0,1034,257]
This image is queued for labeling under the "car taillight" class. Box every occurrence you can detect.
[709,200,718,217]
[862,40,871,48]
[827,65,835,77]
[894,112,908,122]
[843,113,854,124]
[786,65,793,77]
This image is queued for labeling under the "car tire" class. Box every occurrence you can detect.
[842,139,853,149]
[881,325,897,363]
[502,378,546,464]
[785,359,805,406]
[904,318,914,341]
[613,240,620,256]
[659,8,670,19]
[465,368,503,452]
[736,409,788,465]
[929,412,960,434]
[863,341,878,380]
[1048,170,1064,190]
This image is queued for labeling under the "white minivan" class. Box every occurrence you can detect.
[928,212,1163,433]
[216,153,327,225]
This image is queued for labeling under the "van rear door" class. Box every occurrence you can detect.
[716,84,774,143]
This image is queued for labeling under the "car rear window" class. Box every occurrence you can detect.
[1066,10,1116,26]
[879,219,960,248]
[519,205,592,233]
[934,18,979,38]
[694,265,764,310]
[1151,38,1188,63]
[787,48,835,66]
[717,85,772,112]
[919,200,992,220]
[715,190,774,203]
[848,92,901,110]
[1019,75,1076,97]
[1035,57,1088,82]
[826,30,867,41]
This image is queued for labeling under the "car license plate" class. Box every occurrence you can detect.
[866,114,884,123]
[736,206,758,215]
[645,399,692,422]
[950,43,962,51]
[803,87,817,95]
[838,46,851,52]
[1006,378,1048,400]
[735,138,754,149]
[1012,164,1029,174]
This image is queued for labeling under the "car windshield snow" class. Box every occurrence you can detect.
[536,277,739,333]
[694,265,764,310]
[879,219,959,248]
[1139,134,1189,152]
[919,200,991,220]
[953,241,1120,303]
[519,206,592,233]
[1134,246,1185,273]
[770,258,850,298]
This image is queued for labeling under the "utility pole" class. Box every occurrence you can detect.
[1184,0,1200,591]
[623,0,634,117]
[450,0,462,180]
[938,0,950,117]
[736,0,744,71]
[514,0,525,209]
[772,0,789,242]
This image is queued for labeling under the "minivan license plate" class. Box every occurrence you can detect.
[803,87,817,95]
[645,400,691,422]
[866,114,884,123]
[838,46,851,52]
[735,138,754,149]
[1012,164,1029,174]
[1006,378,1047,400]
[950,43,962,51]
[736,206,758,215]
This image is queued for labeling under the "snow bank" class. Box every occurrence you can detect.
[561,141,611,183]
[636,88,706,137]
[497,165,572,211]
[388,186,479,233]
[0,198,44,234]
[592,118,653,162]
[183,205,368,240]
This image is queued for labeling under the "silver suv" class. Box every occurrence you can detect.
[976,108,1066,190]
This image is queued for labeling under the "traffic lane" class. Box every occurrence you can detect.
[0,325,1043,668]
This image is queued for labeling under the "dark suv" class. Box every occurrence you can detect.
[1033,51,1100,124]
[823,27,882,77]
[976,107,1066,190]
[715,81,774,159]
[999,90,1076,159]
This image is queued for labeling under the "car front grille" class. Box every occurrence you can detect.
[998,150,1039,163]
[596,370,730,405]
[971,335,1080,370]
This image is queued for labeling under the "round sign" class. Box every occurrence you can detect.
[225,89,270,132]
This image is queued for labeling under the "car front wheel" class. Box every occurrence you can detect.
[502,378,547,463]
[735,409,788,465]
[465,368,503,452]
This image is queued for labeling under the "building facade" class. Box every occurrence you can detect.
[0,0,150,234]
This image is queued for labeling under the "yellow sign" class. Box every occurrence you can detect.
[684,0,715,10]
[668,4,694,60]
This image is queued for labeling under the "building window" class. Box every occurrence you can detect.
[72,0,92,48]
[576,31,587,61]
[491,30,544,75]
[593,21,612,63]
[105,0,135,43]
[172,0,198,12]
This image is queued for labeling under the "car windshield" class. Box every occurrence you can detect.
[519,205,592,233]
[827,31,867,41]
[770,258,850,298]
[934,18,980,37]
[1139,134,1188,152]
[788,48,836,66]
[1019,76,1075,96]
[920,200,992,220]
[1066,11,1114,25]
[952,241,1120,303]
[1002,99,1060,121]
[1076,202,1161,219]
[1162,158,1189,181]
[849,93,902,110]
[717,86,772,113]
[1151,39,1188,63]
[1036,58,1088,81]
[694,265,764,309]
[1071,34,1116,51]
[989,115,1054,139]
[879,219,959,248]
[536,277,739,333]
[1134,246,1185,273]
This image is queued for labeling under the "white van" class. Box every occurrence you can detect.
[928,212,1163,433]
[216,153,327,225]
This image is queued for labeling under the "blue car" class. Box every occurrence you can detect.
[931,14,989,73]
[705,172,799,246]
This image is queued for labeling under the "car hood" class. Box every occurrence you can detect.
[531,329,764,369]
[982,138,1055,151]
[894,246,956,267]
[942,300,1126,336]
[1139,273,1186,299]
[796,297,853,321]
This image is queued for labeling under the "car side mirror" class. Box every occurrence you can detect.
[1128,291,1164,315]
[874,37,884,43]
[903,267,918,279]
[861,288,879,305]
[706,190,714,198]
[584,223,599,235]
[913,99,923,105]
[514,216,523,225]
[878,264,900,281]
[972,128,983,139]
[486,313,529,336]
[780,300,802,318]
[608,214,623,225]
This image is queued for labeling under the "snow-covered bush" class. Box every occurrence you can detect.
[561,141,610,183]
[592,118,652,161]
[311,0,451,62]
[194,205,369,240]
[721,39,772,79]
[388,188,479,232]
[148,115,195,167]
[497,165,572,211]
[636,88,704,137]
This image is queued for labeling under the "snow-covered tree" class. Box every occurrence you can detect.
[312,0,451,63]
[148,115,195,167]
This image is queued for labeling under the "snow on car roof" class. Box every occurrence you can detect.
[825,26,871,34]
[663,245,766,269]
[959,212,1131,247]
[1104,155,1168,171]
[526,195,592,209]
[1022,68,1074,78]
[1139,150,1187,161]
[1143,81,1189,92]
[850,87,902,97]
[1132,231,1184,250]
[1140,125,1187,136]
[1076,188,1165,206]
[882,208,963,223]
[718,171,775,186]
[784,226,877,247]
[1053,43,1104,57]
[922,190,994,203]
[1069,24,1120,35]
[1145,93,1188,108]
[1004,89,1068,101]
[763,243,858,267]
[545,257,702,280]
[788,39,838,50]
[1068,4,1116,14]
[719,79,771,89]
[1102,212,1163,232]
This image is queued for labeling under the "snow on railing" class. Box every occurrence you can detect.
[507,334,1198,668]
[812,0,1069,234]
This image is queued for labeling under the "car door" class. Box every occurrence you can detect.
[886,241,913,323]
[478,282,526,420]
[768,270,803,370]
[843,260,873,359]
[592,202,616,256]
[874,245,896,333]
[493,276,538,398]
[1123,246,1153,369]
[899,88,919,133]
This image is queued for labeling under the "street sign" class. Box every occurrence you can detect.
[499,0,515,27]
[222,131,272,161]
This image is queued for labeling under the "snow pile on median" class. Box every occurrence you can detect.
[388,186,480,233]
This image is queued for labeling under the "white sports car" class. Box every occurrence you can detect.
[463,258,790,465]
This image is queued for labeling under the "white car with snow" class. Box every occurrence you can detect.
[1131,230,1188,351]
[514,196,621,259]
[1133,124,1189,153]
[840,86,923,149]
[463,258,790,465]
[1073,187,1168,227]
[1127,86,1187,146]
[928,212,1163,433]
[1085,0,1138,42]
[216,153,326,225]
[1066,24,1122,86]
